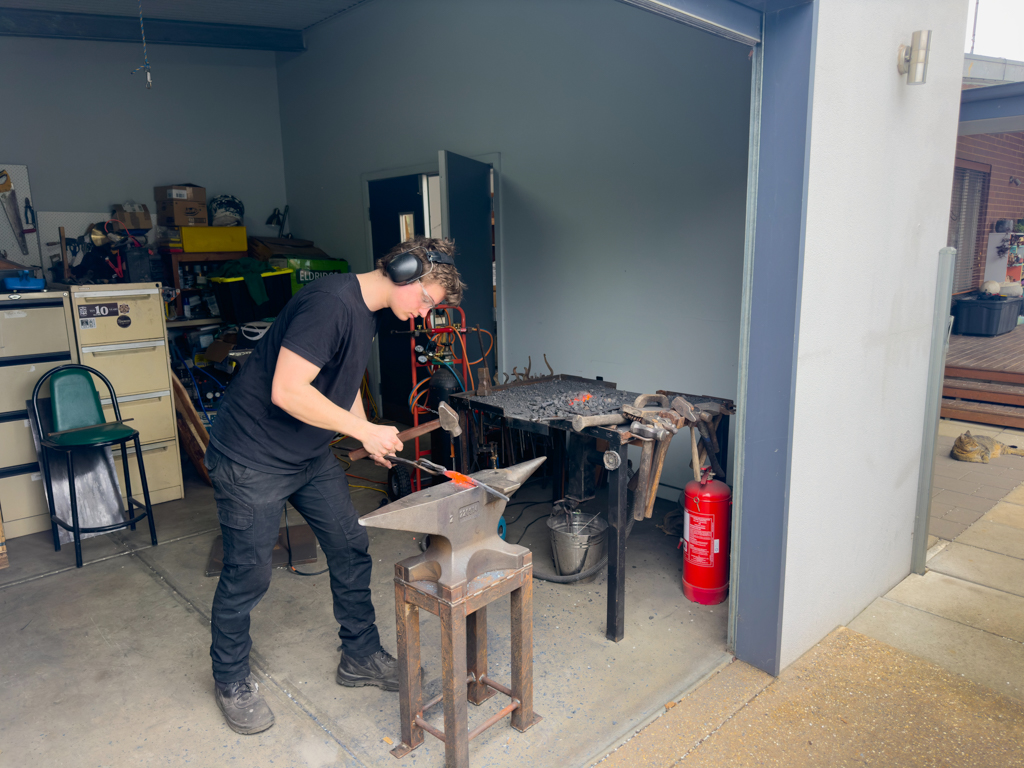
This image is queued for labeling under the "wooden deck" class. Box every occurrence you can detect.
[943,324,1024,427]
[945,324,1024,385]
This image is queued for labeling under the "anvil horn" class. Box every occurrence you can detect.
[359,456,547,590]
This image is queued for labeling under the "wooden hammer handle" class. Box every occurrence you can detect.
[347,420,440,462]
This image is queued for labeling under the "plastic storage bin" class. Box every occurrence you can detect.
[211,268,294,323]
[952,295,1023,337]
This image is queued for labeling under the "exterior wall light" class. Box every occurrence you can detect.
[897,30,931,85]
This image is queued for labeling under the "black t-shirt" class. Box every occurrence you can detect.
[210,273,378,473]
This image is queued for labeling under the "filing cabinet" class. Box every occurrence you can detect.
[0,291,78,539]
[71,284,183,507]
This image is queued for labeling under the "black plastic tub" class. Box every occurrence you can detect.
[952,294,1023,337]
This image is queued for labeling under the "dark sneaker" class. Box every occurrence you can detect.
[336,649,402,691]
[215,674,275,734]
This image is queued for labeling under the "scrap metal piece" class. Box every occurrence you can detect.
[359,457,547,591]
[543,354,554,377]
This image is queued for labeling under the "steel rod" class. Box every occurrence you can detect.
[413,716,446,744]
[419,674,474,715]
[478,675,514,699]
[468,700,520,741]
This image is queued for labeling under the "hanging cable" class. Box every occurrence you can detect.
[130,0,153,88]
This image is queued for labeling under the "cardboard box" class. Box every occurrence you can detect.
[180,226,247,253]
[111,203,153,231]
[154,185,206,203]
[157,200,208,227]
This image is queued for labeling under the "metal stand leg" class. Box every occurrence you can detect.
[510,572,539,732]
[440,600,469,768]
[121,440,135,531]
[466,608,494,705]
[66,452,83,568]
[551,428,566,502]
[134,437,157,546]
[606,442,628,642]
[392,583,424,758]
[40,448,60,552]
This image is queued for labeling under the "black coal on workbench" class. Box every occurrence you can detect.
[472,377,641,422]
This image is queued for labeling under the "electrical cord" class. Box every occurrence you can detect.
[283,508,328,576]
[514,509,551,545]
[505,500,545,526]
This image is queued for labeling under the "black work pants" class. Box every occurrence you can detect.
[206,445,381,683]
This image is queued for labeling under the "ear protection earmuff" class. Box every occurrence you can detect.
[385,249,456,285]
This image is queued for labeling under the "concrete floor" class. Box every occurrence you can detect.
[0,448,727,767]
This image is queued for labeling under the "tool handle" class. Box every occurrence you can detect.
[571,413,627,432]
[347,419,440,461]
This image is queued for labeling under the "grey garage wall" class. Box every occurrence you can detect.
[277,0,752,490]
[0,37,287,236]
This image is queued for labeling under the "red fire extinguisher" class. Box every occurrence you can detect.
[681,478,732,605]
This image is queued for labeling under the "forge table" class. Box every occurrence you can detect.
[449,375,731,642]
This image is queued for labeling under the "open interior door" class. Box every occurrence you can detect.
[439,150,496,383]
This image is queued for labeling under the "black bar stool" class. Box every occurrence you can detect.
[32,364,158,567]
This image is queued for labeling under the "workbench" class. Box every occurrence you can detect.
[449,375,731,642]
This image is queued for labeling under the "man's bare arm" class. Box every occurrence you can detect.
[271,347,401,461]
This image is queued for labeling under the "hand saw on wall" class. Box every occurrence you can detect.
[0,169,29,256]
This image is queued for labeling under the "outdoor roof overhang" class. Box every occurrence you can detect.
[959,81,1024,136]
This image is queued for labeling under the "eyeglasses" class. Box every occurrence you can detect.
[419,280,437,310]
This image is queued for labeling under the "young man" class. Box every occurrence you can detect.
[205,238,465,734]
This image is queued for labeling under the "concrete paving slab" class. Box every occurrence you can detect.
[942,507,986,525]
[931,476,983,495]
[962,470,1022,490]
[0,554,352,767]
[985,500,1024,528]
[975,484,1012,500]
[951,461,1015,477]
[938,420,1003,438]
[668,628,1024,768]
[598,661,772,768]
[933,489,1003,513]
[957,519,1024,560]
[928,518,967,541]
[885,571,1024,642]
[931,459,973,481]
[928,542,1024,597]
[849,598,1024,701]
[996,483,1024,506]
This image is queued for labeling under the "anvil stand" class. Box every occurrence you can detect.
[359,458,546,768]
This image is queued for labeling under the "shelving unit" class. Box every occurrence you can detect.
[165,251,246,320]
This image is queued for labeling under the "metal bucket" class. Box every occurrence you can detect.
[547,514,608,576]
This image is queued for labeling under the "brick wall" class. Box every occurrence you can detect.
[955,131,1024,287]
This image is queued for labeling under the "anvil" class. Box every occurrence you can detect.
[359,457,546,599]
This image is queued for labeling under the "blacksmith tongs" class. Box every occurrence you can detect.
[384,456,511,502]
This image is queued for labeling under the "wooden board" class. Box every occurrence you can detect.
[171,375,212,485]
[940,398,1024,430]
[943,377,1024,408]
[945,366,1024,387]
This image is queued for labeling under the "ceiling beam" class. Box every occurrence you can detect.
[0,8,305,52]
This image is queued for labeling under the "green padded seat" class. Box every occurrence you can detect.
[47,422,137,448]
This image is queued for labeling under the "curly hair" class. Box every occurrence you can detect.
[376,237,466,306]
